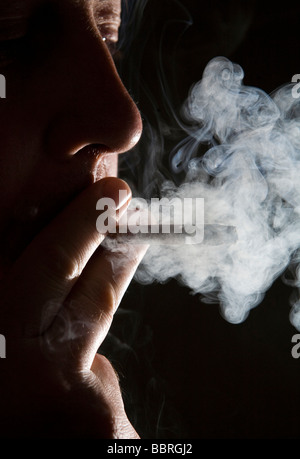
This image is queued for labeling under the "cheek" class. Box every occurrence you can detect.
[0,144,30,214]
[0,101,40,212]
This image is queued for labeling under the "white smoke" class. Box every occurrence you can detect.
[133,56,300,328]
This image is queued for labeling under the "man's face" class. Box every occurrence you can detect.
[0,0,142,274]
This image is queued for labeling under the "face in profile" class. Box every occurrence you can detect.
[0,0,142,274]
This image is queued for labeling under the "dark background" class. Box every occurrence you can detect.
[102,0,300,438]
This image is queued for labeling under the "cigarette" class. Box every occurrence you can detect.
[106,224,237,246]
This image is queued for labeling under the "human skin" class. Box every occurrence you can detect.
[0,0,146,438]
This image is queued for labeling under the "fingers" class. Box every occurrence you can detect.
[61,240,147,367]
[91,354,140,439]
[6,177,131,335]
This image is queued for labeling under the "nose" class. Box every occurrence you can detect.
[44,3,142,158]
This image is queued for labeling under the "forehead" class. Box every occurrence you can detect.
[0,0,121,15]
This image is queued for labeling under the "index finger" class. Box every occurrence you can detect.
[5,177,131,335]
[43,241,148,369]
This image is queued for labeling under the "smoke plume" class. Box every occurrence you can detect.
[130,56,300,328]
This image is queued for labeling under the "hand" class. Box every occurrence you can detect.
[0,177,147,438]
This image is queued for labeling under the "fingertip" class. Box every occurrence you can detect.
[98,177,132,210]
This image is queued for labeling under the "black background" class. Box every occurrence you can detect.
[102,0,300,439]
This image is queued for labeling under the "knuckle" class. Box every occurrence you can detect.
[77,279,117,323]
[39,242,84,282]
